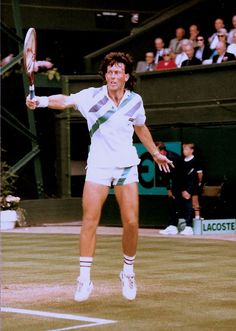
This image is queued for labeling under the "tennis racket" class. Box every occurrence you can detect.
[23,27,37,99]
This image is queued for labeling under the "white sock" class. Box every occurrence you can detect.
[123,254,136,275]
[79,256,93,281]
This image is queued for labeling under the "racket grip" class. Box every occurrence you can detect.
[29,85,35,99]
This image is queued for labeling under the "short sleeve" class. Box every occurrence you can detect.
[133,97,146,126]
[70,88,93,119]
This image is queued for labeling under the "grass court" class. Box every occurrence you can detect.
[1,230,236,330]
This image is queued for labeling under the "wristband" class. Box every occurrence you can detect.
[152,150,161,158]
[37,96,49,108]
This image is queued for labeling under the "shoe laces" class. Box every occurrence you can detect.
[125,274,136,289]
[77,278,89,290]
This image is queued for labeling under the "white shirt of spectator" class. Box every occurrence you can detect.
[195,48,204,61]
[210,34,219,50]
[227,43,236,56]
[155,50,164,64]
[175,52,188,67]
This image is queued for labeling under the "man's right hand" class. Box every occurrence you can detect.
[26,95,38,109]
[26,95,48,109]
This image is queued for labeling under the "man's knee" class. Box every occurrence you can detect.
[192,200,200,211]
[123,216,138,230]
[82,216,99,232]
[193,204,200,211]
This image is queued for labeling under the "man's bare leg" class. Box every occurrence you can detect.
[115,182,139,300]
[80,181,109,256]
[74,181,109,302]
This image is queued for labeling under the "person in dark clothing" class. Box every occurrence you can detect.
[180,143,203,235]
[155,142,182,235]
[194,35,213,61]
[181,44,202,67]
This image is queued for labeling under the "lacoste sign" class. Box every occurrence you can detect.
[193,219,236,235]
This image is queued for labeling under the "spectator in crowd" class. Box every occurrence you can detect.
[175,39,192,68]
[227,15,236,44]
[209,28,229,59]
[227,29,236,57]
[189,24,200,47]
[136,52,156,72]
[155,142,182,235]
[0,53,14,67]
[217,28,229,46]
[156,48,177,70]
[154,37,165,64]
[180,143,204,235]
[212,41,235,63]
[169,27,185,55]
[194,35,213,61]
[208,18,226,50]
[181,44,202,67]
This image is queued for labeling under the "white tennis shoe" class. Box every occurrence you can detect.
[180,226,194,236]
[74,277,94,302]
[120,271,137,300]
[159,225,178,235]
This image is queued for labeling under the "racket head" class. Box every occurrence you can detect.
[23,28,37,85]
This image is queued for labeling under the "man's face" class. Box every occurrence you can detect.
[176,28,185,40]
[105,63,129,92]
[145,53,154,64]
[185,45,194,59]
[155,38,164,50]
[216,42,226,55]
[215,19,224,30]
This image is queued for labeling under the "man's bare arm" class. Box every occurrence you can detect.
[26,94,75,110]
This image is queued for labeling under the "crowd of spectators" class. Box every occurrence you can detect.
[136,15,236,72]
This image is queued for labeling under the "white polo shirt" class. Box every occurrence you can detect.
[70,85,146,167]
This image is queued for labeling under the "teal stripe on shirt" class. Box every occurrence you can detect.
[89,108,116,137]
[89,92,135,138]
[116,166,132,185]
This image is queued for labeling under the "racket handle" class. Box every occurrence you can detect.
[29,84,35,99]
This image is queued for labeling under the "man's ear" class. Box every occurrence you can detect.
[125,73,130,82]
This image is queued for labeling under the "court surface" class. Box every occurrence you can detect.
[1,225,236,330]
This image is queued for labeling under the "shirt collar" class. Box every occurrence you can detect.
[184,155,194,162]
[104,85,131,100]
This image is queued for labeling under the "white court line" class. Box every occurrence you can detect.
[1,307,117,330]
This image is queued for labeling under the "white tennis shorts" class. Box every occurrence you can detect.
[85,165,139,186]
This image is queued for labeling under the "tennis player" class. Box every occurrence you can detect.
[26,52,173,302]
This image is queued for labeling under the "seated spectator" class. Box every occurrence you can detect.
[156,48,177,70]
[194,35,213,61]
[212,41,235,63]
[181,44,202,67]
[189,24,200,47]
[0,53,14,67]
[169,27,185,55]
[227,29,236,57]
[175,39,192,68]
[217,28,229,46]
[227,15,236,44]
[208,18,226,50]
[210,28,229,59]
[154,37,165,64]
[135,52,156,72]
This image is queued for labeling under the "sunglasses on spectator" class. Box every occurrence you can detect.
[217,34,225,37]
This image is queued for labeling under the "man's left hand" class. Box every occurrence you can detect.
[153,153,174,173]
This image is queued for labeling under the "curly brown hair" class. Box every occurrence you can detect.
[99,52,136,91]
